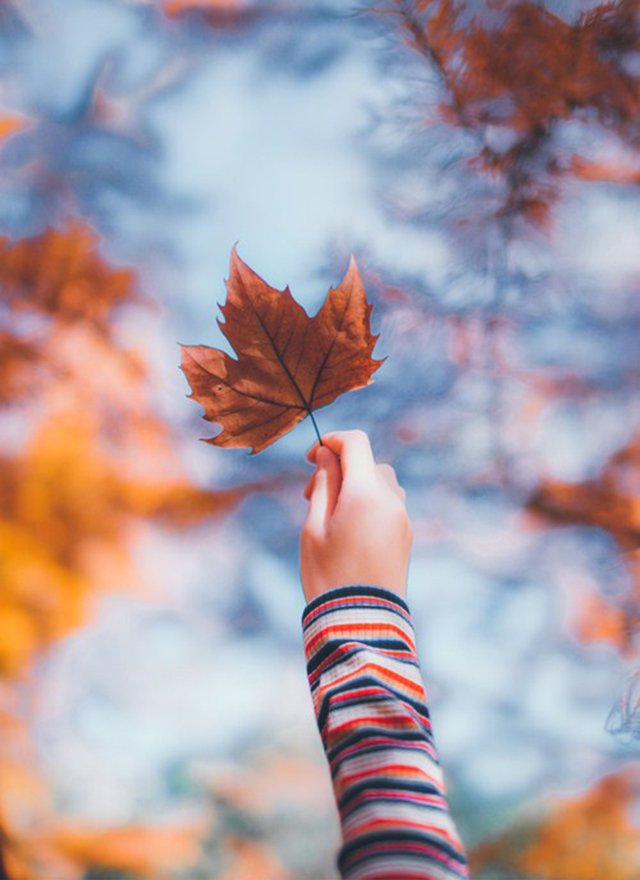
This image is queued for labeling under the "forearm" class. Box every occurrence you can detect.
[302,585,469,880]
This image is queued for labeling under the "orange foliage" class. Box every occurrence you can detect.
[0,690,50,880]
[516,771,640,880]
[527,438,640,655]
[153,0,263,27]
[0,222,143,329]
[0,114,30,144]
[0,222,146,676]
[218,837,291,880]
[389,0,640,225]
[576,592,636,655]
[0,220,279,876]
[0,412,141,676]
[0,222,275,680]
[571,154,640,185]
[458,2,639,132]
[0,222,150,410]
[527,438,640,551]
[0,332,42,405]
[50,820,205,878]
[471,769,640,879]
[2,818,206,880]
[162,0,244,14]
[0,405,265,676]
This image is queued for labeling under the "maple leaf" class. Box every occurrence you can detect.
[180,248,384,454]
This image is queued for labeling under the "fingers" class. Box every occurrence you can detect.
[376,463,398,488]
[303,472,314,501]
[323,447,342,518]
[376,462,404,497]
[306,461,405,503]
[306,430,376,486]
[304,446,342,533]
[306,432,406,502]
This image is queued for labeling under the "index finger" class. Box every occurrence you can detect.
[306,430,376,483]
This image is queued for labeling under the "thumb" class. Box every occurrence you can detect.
[305,447,340,534]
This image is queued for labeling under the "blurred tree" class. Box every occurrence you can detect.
[0,221,275,877]
[364,4,640,874]
[366,0,639,496]
[382,0,639,228]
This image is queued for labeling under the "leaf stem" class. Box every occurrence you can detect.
[308,409,323,446]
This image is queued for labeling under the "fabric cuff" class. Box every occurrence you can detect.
[301,584,417,662]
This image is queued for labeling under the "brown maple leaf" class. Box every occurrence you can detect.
[179,248,384,454]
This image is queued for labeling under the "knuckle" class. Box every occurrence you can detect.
[344,428,368,447]
[300,522,317,544]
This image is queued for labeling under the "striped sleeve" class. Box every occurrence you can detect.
[302,585,469,880]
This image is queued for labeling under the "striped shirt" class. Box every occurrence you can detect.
[302,585,469,880]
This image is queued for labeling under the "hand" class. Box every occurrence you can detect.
[299,430,413,603]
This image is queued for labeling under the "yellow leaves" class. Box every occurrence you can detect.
[3,416,124,556]
[0,218,278,875]
[0,606,39,678]
[0,754,48,824]
[127,477,271,527]
[0,817,206,880]
[49,820,206,878]
[0,414,132,677]
[0,405,260,676]
[0,223,270,680]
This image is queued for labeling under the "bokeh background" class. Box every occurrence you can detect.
[1,0,639,877]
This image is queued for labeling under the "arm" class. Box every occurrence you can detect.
[300,431,469,880]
